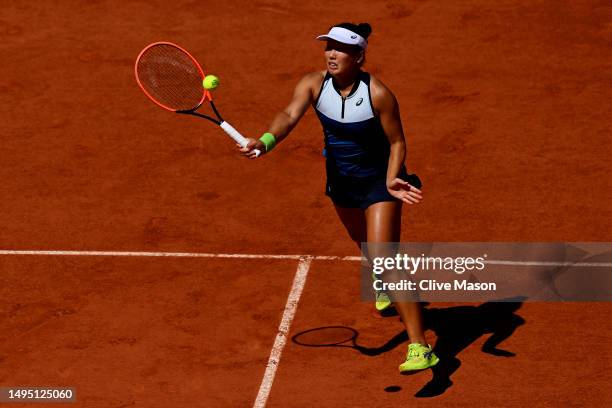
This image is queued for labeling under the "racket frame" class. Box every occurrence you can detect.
[135,41,209,113]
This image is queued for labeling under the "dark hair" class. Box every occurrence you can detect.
[333,22,372,40]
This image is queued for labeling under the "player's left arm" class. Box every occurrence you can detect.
[370,76,423,204]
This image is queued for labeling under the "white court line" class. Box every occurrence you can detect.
[485,260,612,267]
[253,256,313,408]
[1,250,611,267]
[0,250,360,262]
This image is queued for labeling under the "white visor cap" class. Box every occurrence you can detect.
[316,27,368,50]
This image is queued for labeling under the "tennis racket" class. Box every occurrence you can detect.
[134,41,260,157]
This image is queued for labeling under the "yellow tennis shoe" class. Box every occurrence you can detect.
[372,272,392,311]
[399,343,440,372]
[375,291,392,311]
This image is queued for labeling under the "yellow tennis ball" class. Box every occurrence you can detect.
[203,75,219,90]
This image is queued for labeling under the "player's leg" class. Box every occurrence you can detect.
[366,201,439,371]
[333,205,366,251]
[334,204,394,310]
[364,201,427,344]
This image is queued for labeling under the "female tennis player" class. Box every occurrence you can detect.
[238,22,439,372]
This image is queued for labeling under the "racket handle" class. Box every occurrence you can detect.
[220,121,261,158]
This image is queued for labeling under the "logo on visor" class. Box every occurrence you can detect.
[350,35,357,39]
[356,98,363,106]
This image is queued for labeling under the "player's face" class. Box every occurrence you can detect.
[324,40,363,75]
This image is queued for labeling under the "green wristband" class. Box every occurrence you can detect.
[259,132,277,152]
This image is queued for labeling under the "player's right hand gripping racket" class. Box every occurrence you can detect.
[134,42,260,157]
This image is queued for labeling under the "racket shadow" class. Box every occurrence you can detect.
[291,325,407,357]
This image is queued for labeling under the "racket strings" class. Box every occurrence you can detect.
[136,44,204,111]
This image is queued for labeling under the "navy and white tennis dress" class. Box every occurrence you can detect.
[314,71,414,209]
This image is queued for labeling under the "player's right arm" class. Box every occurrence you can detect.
[239,72,324,158]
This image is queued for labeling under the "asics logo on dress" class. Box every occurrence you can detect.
[356,98,363,106]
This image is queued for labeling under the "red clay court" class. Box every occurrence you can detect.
[1,0,611,407]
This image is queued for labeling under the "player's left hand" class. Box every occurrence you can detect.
[387,178,423,204]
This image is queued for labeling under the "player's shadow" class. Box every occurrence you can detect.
[365,300,525,397]
[413,299,525,398]
[291,300,525,398]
